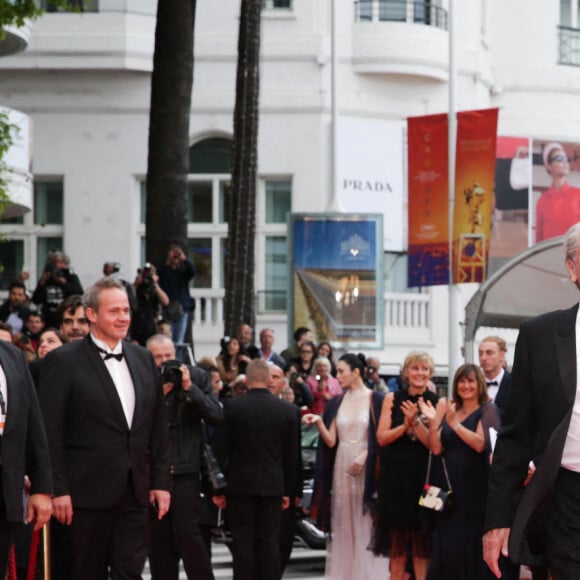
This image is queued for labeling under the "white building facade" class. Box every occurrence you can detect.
[0,0,578,374]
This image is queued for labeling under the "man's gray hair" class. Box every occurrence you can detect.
[83,277,126,311]
[565,223,580,263]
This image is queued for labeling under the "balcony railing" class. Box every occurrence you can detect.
[559,25,580,66]
[354,0,448,30]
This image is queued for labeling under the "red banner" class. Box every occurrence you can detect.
[407,113,449,287]
[452,108,499,283]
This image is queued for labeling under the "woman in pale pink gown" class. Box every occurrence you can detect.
[303,353,388,580]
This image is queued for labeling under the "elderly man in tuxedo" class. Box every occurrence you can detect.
[484,222,580,579]
[39,277,171,580]
[213,359,299,580]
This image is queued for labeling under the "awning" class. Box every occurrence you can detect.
[464,236,578,343]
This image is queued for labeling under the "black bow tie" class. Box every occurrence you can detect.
[486,381,498,386]
[97,347,124,362]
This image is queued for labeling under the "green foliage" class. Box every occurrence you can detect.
[0,111,17,215]
[0,0,43,29]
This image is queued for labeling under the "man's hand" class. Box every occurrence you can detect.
[281,496,290,510]
[212,495,227,509]
[181,366,192,391]
[483,527,511,578]
[52,495,73,525]
[27,494,53,531]
[149,490,171,520]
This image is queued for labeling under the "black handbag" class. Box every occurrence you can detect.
[418,451,453,512]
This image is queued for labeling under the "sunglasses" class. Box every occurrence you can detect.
[549,154,569,163]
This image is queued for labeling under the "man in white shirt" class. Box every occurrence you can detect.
[478,335,512,422]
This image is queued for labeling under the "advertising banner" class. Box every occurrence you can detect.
[289,214,383,349]
[451,108,499,284]
[337,117,404,251]
[488,136,530,275]
[531,139,580,243]
[407,113,449,287]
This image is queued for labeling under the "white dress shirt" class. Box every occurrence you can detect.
[91,334,135,428]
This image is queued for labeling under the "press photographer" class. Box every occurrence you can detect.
[31,251,83,327]
[146,334,223,580]
[131,263,169,346]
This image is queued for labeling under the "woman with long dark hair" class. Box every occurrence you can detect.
[303,353,386,579]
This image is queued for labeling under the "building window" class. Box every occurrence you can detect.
[188,237,212,289]
[188,182,213,223]
[0,239,24,290]
[265,179,291,224]
[0,179,65,291]
[264,236,287,310]
[35,181,63,225]
[264,0,292,9]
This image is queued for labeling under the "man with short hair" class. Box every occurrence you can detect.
[214,359,299,580]
[365,357,387,392]
[0,281,30,335]
[280,327,312,364]
[146,334,222,580]
[39,277,171,580]
[57,295,89,343]
[478,335,512,422]
[237,324,258,358]
[257,328,286,369]
[0,322,12,343]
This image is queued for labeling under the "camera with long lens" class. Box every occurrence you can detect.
[160,359,182,389]
[202,443,227,492]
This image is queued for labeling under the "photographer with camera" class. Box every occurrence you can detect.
[146,334,223,580]
[31,251,83,327]
[131,263,169,347]
[157,243,195,345]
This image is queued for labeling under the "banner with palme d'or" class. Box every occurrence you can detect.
[407,113,449,287]
[452,108,499,284]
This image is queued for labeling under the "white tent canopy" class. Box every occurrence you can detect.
[464,236,579,359]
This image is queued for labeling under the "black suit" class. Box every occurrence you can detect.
[215,388,298,580]
[494,370,512,423]
[39,336,170,580]
[485,304,580,574]
[0,342,52,574]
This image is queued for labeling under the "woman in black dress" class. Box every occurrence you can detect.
[374,351,439,580]
[420,363,500,580]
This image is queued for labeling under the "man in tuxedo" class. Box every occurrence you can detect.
[479,335,520,580]
[0,341,53,575]
[39,277,171,580]
[268,363,302,574]
[213,359,299,580]
[484,222,580,579]
[479,335,512,422]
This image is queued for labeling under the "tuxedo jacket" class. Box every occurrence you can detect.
[215,388,298,497]
[494,370,512,423]
[485,304,579,563]
[39,336,170,510]
[0,342,52,522]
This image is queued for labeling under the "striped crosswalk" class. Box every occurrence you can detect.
[142,544,327,580]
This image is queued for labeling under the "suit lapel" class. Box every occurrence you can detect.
[83,337,128,429]
[123,345,144,432]
[554,304,579,406]
[0,348,18,437]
